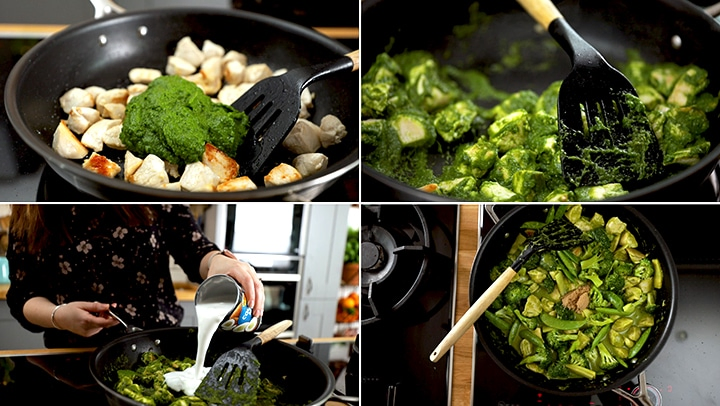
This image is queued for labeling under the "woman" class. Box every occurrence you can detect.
[6,204,264,348]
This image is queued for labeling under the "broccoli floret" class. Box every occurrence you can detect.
[546,362,570,379]
[450,139,498,178]
[645,290,659,314]
[503,282,531,306]
[588,286,610,309]
[546,330,578,350]
[633,258,655,279]
[553,302,575,321]
[597,343,620,371]
[433,100,486,143]
[568,351,589,368]
[583,345,600,369]
[613,260,634,277]
[540,274,557,293]
[579,270,603,288]
[513,309,538,330]
[519,345,552,369]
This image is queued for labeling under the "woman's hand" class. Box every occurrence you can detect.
[206,251,265,317]
[52,301,120,337]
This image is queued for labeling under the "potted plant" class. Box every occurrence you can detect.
[342,227,359,285]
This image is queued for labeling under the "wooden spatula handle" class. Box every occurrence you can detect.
[345,49,360,72]
[516,0,564,30]
[256,319,293,345]
[429,266,518,363]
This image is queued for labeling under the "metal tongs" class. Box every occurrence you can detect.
[612,371,654,406]
[107,308,143,334]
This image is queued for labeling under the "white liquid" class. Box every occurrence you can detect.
[164,301,231,396]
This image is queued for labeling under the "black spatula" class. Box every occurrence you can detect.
[232,50,359,177]
[430,215,590,362]
[516,0,663,189]
[195,319,292,404]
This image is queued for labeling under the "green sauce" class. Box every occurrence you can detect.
[120,75,249,165]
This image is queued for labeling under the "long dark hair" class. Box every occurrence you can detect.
[10,205,158,254]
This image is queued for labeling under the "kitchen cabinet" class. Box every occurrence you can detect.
[0,300,43,350]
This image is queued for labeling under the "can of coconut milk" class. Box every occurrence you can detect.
[195,274,261,333]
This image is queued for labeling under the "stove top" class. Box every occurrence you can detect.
[471,205,720,406]
[360,205,458,406]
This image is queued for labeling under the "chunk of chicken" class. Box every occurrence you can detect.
[84,86,106,102]
[128,154,169,188]
[217,83,253,106]
[102,103,126,120]
[217,176,258,192]
[59,88,94,114]
[221,50,247,67]
[292,153,328,177]
[166,55,197,77]
[174,36,205,68]
[223,59,246,85]
[123,150,144,181]
[202,39,225,59]
[180,162,220,192]
[264,163,302,187]
[185,56,223,95]
[282,118,323,154]
[129,68,162,84]
[299,88,315,119]
[202,143,239,183]
[66,107,101,134]
[82,152,121,178]
[127,84,148,103]
[318,114,347,148]
[81,119,123,152]
[53,120,89,159]
[95,88,129,118]
[243,63,273,84]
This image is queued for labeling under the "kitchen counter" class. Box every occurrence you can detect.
[451,204,479,406]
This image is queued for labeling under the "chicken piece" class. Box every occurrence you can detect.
[264,163,302,187]
[221,50,247,67]
[59,88,94,114]
[102,103,126,120]
[174,36,205,68]
[299,88,315,119]
[102,122,125,150]
[84,86,106,102]
[128,154,169,188]
[243,63,273,84]
[180,162,220,192]
[66,107,101,134]
[217,176,258,192]
[127,84,148,103]
[123,150,143,181]
[202,39,225,59]
[82,119,122,151]
[162,182,182,191]
[95,88,129,118]
[282,118,323,154]
[82,152,121,178]
[166,55,197,77]
[217,83,252,106]
[129,67,162,84]
[52,120,89,159]
[223,59,246,85]
[184,56,223,95]
[292,153,328,177]
[318,114,347,147]
[165,161,180,179]
[202,143,239,183]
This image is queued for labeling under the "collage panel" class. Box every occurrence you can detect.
[359,203,720,405]
[360,0,720,203]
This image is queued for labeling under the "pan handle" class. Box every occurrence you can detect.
[89,0,126,19]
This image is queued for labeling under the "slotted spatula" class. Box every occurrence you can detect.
[429,215,590,363]
[232,50,359,177]
[195,319,293,404]
[516,0,663,189]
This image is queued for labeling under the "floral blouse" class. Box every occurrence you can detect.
[6,204,218,348]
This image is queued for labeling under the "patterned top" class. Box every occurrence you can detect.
[6,204,218,348]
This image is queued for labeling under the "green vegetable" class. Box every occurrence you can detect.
[483,205,664,382]
[120,75,248,165]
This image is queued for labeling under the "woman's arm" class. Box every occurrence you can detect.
[23,297,119,337]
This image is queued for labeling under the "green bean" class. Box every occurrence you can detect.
[595,307,631,316]
[628,327,652,358]
[591,324,611,350]
[540,312,587,330]
[508,320,521,348]
[519,328,545,349]
[484,310,511,334]
[603,290,624,310]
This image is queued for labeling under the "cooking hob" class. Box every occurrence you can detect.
[360,204,458,406]
[471,205,720,406]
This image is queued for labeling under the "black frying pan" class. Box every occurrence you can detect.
[469,205,678,397]
[90,327,335,406]
[5,6,358,201]
[361,0,720,201]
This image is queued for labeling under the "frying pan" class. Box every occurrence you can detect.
[361,0,720,202]
[4,3,358,201]
[469,205,678,396]
[90,327,335,406]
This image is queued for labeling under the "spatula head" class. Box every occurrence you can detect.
[195,348,261,405]
[549,19,664,190]
[532,216,590,251]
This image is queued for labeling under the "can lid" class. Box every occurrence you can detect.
[195,274,241,305]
